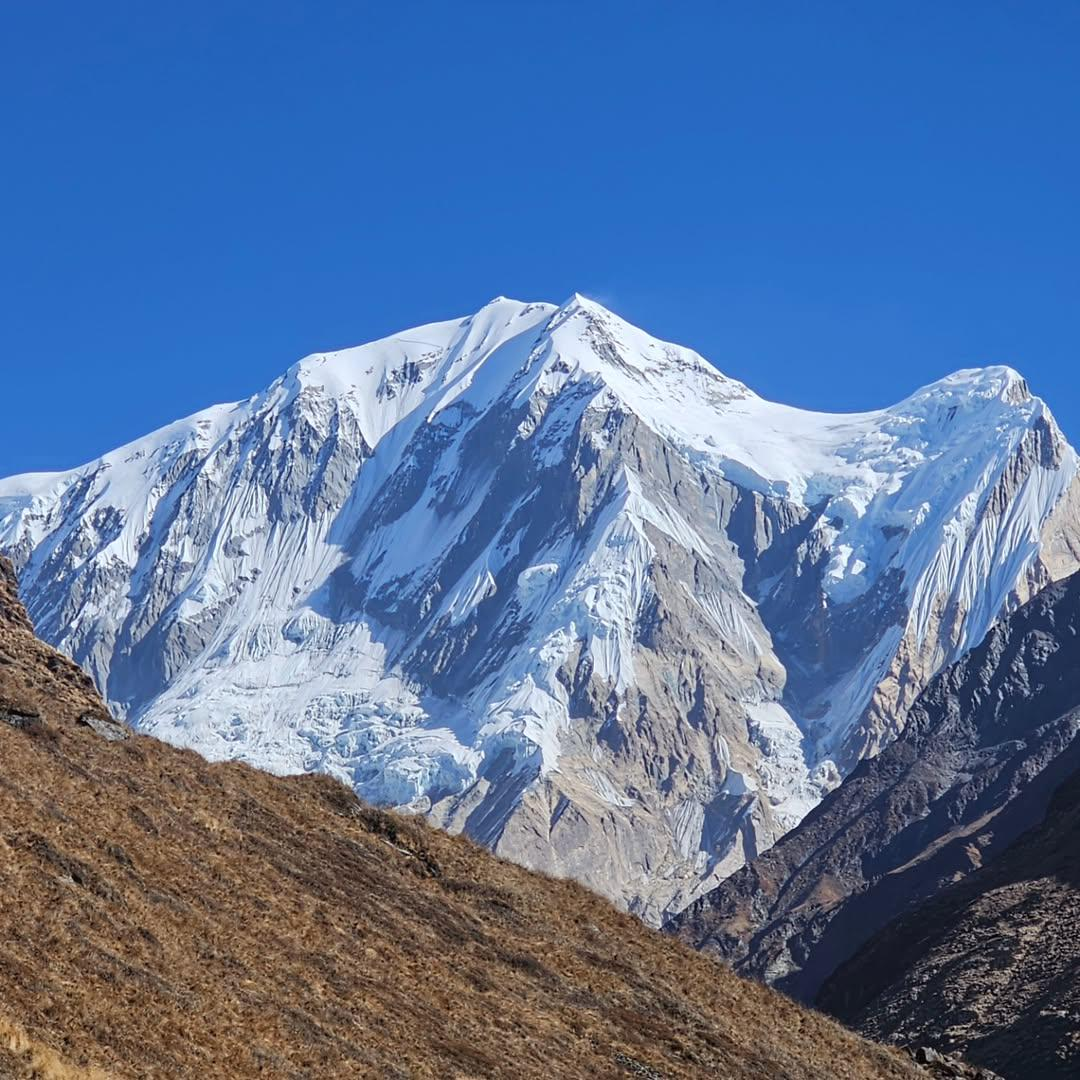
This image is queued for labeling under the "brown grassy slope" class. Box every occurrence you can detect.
[0,1013,111,1080]
[0,558,919,1080]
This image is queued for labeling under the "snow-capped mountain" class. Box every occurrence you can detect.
[3,295,1079,923]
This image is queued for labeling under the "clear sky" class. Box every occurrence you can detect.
[3,2,1079,475]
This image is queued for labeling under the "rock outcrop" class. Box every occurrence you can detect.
[907,1047,1004,1080]
[820,754,1080,1079]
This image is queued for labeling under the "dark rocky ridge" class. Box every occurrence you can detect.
[668,571,1080,1013]
[820,761,1080,1079]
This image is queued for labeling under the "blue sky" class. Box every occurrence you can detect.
[3,2,1079,474]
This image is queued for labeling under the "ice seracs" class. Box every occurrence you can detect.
[3,295,1079,923]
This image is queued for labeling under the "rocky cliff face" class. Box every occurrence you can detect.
[0,554,117,735]
[3,296,1079,922]
[669,570,1080,1008]
[819,759,1080,1080]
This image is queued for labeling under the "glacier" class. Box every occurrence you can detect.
[3,293,1079,923]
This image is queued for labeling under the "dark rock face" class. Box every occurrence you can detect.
[907,1046,1004,1079]
[667,572,1080,1013]
[820,765,1080,1079]
[0,555,113,729]
[0,706,41,731]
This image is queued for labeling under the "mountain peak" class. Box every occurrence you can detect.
[559,290,605,312]
[920,363,1032,404]
[2,299,1078,924]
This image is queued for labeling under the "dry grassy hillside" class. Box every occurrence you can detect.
[0,558,919,1079]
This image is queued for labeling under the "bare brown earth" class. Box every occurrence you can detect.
[0,556,920,1080]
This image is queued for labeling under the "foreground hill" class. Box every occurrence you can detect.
[819,763,1080,1079]
[4,296,1080,922]
[669,571,1080,1075]
[0,556,920,1080]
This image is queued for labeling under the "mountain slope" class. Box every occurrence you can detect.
[819,760,1080,1079]
[0,556,922,1080]
[3,296,1079,922]
[668,571,1080,1008]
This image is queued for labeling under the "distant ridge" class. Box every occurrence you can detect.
[670,569,1080,1077]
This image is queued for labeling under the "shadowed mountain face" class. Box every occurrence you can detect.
[0,556,924,1080]
[819,764,1080,1080]
[668,571,1080,1012]
[4,296,1080,923]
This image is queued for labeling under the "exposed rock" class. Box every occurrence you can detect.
[76,710,129,741]
[0,705,40,731]
[908,1047,1004,1079]
[821,757,1080,1079]
[668,571,1080,1012]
